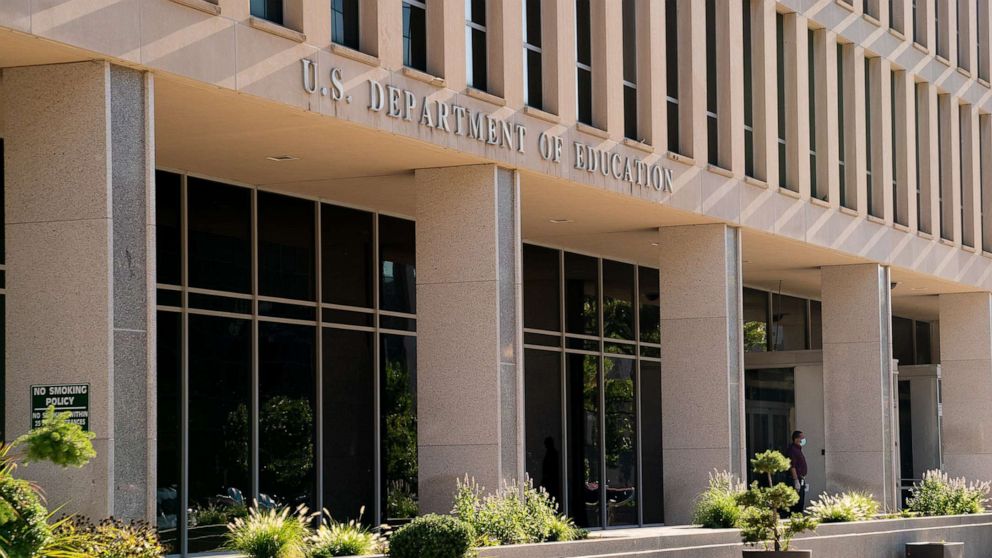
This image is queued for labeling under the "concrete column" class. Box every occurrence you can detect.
[539,0,562,115]
[677,0,708,161]
[426,0,464,87]
[938,94,960,243]
[591,0,622,136]
[784,12,811,197]
[961,0,976,73]
[716,0,744,175]
[848,45,869,214]
[918,81,940,235]
[488,0,519,103]
[752,0,779,186]
[415,164,523,513]
[552,0,576,122]
[821,264,897,509]
[893,69,916,229]
[981,114,992,251]
[638,0,666,148]
[939,293,992,480]
[658,224,744,525]
[813,28,840,204]
[1,61,155,520]
[869,56,893,222]
[961,104,979,249]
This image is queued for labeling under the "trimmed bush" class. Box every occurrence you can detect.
[308,508,384,557]
[388,514,474,558]
[806,492,880,523]
[15,406,96,468]
[907,470,991,516]
[736,451,817,552]
[692,470,745,528]
[51,516,165,558]
[224,505,311,558]
[0,475,51,558]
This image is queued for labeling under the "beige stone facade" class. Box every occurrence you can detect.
[2,0,992,554]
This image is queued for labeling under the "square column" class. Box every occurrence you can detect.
[1,61,155,520]
[415,164,523,513]
[821,264,897,509]
[658,224,744,525]
[939,293,992,480]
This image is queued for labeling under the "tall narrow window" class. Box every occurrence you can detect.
[913,0,922,45]
[744,0,755,177]
[864,0,876,18]
[466,0,488,91]
[960,106,970,246]
[251,0,283,24]
[939,96,950,240]
[937,0,946,58]
[866,59,875,216]
[576,0,593,125]
[666,0,680,152]
[809,28,819,199]
[889,0,896,29]
[706,0,718,165]
[332,0,360,50]
[892,70,902,224]
[839,43,849,208]
[524,0,543,109]
[981,114,990,252]
[956,0,962,67]
[623,0,638,140]
[403,1,427,72]
[916,84,925,231]
[980,0,990,81]
[777,14,788,188]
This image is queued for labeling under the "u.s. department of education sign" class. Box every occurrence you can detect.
[31,384,89,430]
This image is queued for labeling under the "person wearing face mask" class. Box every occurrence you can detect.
[784,430,809,514]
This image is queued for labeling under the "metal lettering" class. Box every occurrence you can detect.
[453,105,467,135]
[329,67,345,100]
[470,111,485,140]
[420,98,435,127]
[302,59,318,94]
[515,124,527,153]
[387,85,402,117]
[663,167,675,193]
[368,80,385,111]
[403,90,416,121]
[611,153,623,179]
[574,142,586,170]
[437,101,451,132]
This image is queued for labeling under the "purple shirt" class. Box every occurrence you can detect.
[785,443,808,478]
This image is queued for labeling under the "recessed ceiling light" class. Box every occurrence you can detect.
[910,287,927,291]
[549,218,573,224]
[650,242,659,247]
[266,155,299,162]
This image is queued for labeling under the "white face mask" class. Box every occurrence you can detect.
[800,438,807,447]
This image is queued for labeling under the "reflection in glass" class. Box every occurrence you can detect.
[567,353,601,528]
[187,315,251,553]
[258,192,315,301]
[605,357,637,526]
[402,0,427,71]
[809,301,823,350]
[323,328,375,523]
[187,178,252,294]
[638,267,660,344]
[892,316,915,366]
[770,294,807,351]
[524,350,563,505]
[380,216,416,314]
[744,368,795,485]
[640,361,664,524]
[743,288,769,352]
[524,244,561,332]
[915,322,932,364]
[322,205,374,308]
[156,312,181,553]
[259,322,317,510]
[381,334,418,520]
[565,253,598,336]
[603,261,635,340]
[156,171,182,286]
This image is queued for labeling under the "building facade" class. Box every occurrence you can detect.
[1,0,992,554]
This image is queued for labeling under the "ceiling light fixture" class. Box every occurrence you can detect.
[266,155,299,162]
[650,242,659,247]
[549,218,574,224]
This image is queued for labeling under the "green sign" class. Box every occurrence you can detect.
[31,384,89,430]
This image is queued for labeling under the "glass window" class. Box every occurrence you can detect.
[187,178,252,294]
[524,349,563,505]
[638,267,660,344]
[156,311,181,555]
[524,244,561,332]
[866,59,876,217]
[323,328,375,522]
[809,300,822,350]
[187,314,251,553]
[258,192,315,301]
[332,0,360,50]
[770,294,808,351]
[776,13,788,189]
[916,83,927,232]
[706,0,718,165]
[640,361,663,524]
[251,0,283,24]
[915,321,932,364]
[603,260,635,341]
[666,0,680,153]
[809,29,819,199]
[743,288,769,352]
[259,322,317,510]
[566,353,600,528]
[743,0,754,177]
[156,171,182,286]
[524,0,543,109]
[839,44,848,207]
[576,0,593,125]
[939,95,951,241]
[893,70,902,225]
[604,357,637,526]
[564,253,598,336]
[379,216,416,314]
[322,204,374,308]
[403,1,428,71]
[466,0,488,90]
[893,316,916,365]
[381,334,418,521]
[622,0,638,140]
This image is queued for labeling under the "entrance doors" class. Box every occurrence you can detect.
[744,368,796,484]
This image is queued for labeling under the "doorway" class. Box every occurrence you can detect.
[745,368,796,484]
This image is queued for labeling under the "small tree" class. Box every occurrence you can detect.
[736,450,817,552]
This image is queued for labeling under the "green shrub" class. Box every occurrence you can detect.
[388,514,474,558]
[15,406,96,468]
[191,503,248,526]
[51,516,165,558]
[0,475,52,558]
[225,505,311,558]
[692,470,745,528]
[736,451,817,552]
[308,507,383,557]
[806,492,880,523]
[451,476,585,546]
[906,470,991,516]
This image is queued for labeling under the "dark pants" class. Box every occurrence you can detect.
[789,478,806,515]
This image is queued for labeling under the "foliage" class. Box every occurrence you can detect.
[906,470,991,516]
[259,397,315,505]
[451,476,585,546]
[0,476,51,558]
[191,503,248,526]
[388,514,474,558]
[736,451,817,551]
[50,516,165,558]
[744,321,768,352]
[692,470,745,528]
[386,480,419,520]
[383,359,418,519]
[224,505,311,558]
[308,507,384,558]
[806,492,880,523]
[14,406,96,468]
